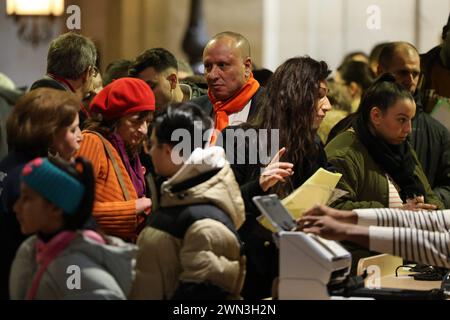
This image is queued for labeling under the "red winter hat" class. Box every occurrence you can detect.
[90,77,155,120]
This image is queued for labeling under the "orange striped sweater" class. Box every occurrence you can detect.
[76,131,143,241]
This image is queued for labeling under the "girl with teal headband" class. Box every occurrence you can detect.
[9,157,136,300]
[0,88,83,300]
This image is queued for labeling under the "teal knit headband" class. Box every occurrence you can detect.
[21,158,85,215]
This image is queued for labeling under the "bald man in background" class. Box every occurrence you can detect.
[329,42,450,206]
[191,31,264,143]
[377,42,450,208]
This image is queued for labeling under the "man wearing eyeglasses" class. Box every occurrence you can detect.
[30,32,98,100]
[377,42,450,209]
[330,42,450,209]
[29,32,99,127]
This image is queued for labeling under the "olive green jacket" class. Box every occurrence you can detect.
[325,130,444,210]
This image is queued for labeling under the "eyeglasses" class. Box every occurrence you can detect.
[318,86,329,99]
[91,66,99,78]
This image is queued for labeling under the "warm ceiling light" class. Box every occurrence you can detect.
[6,0,65,16]
[6,0,65,47]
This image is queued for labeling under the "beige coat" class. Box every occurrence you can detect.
[130,147,246,300]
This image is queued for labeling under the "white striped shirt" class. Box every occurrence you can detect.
[355,208,450,268]
[386,174,403,208]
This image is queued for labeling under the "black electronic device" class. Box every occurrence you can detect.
[252,194,297,232]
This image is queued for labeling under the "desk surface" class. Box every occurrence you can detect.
[377,274,441,291]
[364,267,442,291]
[359,255,443,291]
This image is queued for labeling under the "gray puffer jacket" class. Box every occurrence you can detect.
[9,232,136,300]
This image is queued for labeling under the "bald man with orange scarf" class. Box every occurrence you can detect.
[191,31,265,145]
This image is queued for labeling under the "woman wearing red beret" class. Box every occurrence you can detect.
[76,77,155,242]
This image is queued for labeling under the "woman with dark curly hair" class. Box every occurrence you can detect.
[220,56,333,299]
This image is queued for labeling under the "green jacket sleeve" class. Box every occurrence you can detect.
[329,156,385,210]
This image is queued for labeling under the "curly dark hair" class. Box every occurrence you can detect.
[253,56,331,197]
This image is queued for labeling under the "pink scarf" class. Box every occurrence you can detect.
[27,230,106,300]
[108,133,146,197]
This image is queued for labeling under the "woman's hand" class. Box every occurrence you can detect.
[300,204,358,224]
[259,147,294,192]
[402,195,437,211]
[135,197,152,215]
[297,215,351,241]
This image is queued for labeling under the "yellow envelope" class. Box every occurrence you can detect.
[257,168,342,232]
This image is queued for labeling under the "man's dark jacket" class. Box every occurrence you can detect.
[0,87,23,161]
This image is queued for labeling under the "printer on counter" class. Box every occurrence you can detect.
[253,194,447,300]
[278,231,352,299]
[253,194,354,299]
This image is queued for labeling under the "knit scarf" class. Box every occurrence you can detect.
[208,73,260,137]
[354,113,425,202]
[108,133,146,197]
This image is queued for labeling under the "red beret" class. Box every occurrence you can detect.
[90,77,155,120]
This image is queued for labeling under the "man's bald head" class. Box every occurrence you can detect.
[377,42,420,94]
[202,31,253,101]
[378,42,419,70]
[204,32,251,61]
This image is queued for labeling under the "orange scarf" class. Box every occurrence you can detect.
[208,74,260,145]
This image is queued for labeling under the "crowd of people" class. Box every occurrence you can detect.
[1,13,450,300]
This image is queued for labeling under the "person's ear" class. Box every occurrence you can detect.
[244,57,252,78]
[167,73,178,90]
[82,66,92,84]
[48,203,64,220]
[163,143,173,156]
[164,142,184,163]
[376,65,384,77]
[349,82,362,98]
[370,106,383,127]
